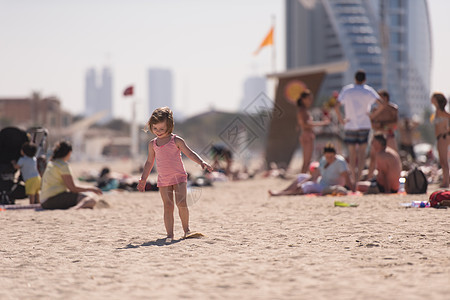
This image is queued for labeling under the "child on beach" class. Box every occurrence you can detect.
[12,142,41,204]
[137,107,213,243]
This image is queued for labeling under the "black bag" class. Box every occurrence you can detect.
[405,167,428,194]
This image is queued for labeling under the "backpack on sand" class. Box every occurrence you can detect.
[405,167,428,194]
[429,190,450,207]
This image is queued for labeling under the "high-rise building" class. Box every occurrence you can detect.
[84,67,113,123]
[148,68,173,116]
[240,76,268,113]
[286,0,432,118]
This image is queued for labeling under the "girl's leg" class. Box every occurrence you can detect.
[35,193,40,205]
[437,139,449,187]
[159,186,175,238]
[28,194,35,205]
[174,182,189,234]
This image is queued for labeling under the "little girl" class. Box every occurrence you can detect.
[431,93,450,187]
[137,107,213,243]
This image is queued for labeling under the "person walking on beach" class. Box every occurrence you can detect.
[40,141,102,209]
[137,107,213,243]
[11,142,41,204]
[430,93,450,188]
[297,89,330,174]
[334,70,382,183]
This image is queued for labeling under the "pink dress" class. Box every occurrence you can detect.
[153,135,188,187]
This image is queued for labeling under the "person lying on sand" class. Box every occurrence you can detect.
[269,143,354,196]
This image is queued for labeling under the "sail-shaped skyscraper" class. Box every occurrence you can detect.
[286,0,432,118]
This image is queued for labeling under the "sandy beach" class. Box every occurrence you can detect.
[1,160,449,300]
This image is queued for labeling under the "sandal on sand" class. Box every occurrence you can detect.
[183,231,205,239]
[165,237,173,244]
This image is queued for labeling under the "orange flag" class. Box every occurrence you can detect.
[253,26,274,55]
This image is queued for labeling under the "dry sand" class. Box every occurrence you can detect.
[1,160,449,300]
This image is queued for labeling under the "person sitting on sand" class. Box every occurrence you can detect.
[357,134,401,194]
[40,140,102,209]
[96,167,119,191]
[269,143,354,196]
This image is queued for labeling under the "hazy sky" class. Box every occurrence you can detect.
[1,0,448,122]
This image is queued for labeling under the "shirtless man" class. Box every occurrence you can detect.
[367,90,398,178]
[357,134,401,193]
[370,90,398,150]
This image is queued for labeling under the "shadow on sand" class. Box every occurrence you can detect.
[117,238,182,249]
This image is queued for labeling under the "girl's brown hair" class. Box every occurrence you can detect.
[145,107,174,134]
[433,93,447,111]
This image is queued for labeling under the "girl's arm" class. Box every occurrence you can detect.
[175,136,213,172]
[137,142,156,192]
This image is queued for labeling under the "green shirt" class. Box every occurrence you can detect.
[40,159,72,202]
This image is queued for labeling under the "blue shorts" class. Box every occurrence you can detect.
[344,129,370,144]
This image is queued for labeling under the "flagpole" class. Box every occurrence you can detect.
[271,15,276,73]
[131,99,138,162]
[123,85,138,166]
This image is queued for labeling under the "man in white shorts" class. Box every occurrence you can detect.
[334,70,382,184]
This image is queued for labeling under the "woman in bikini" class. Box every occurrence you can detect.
[296,89,330,173]
[431,93,450,187]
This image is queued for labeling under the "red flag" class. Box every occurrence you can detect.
[123,86,133,96]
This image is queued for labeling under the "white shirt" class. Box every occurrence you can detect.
[338,83,380,130]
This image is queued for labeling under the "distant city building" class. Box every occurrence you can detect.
[286,0,432,118]
[239,76,268,113]
[148,68,173,116]
[84,67,113,123]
